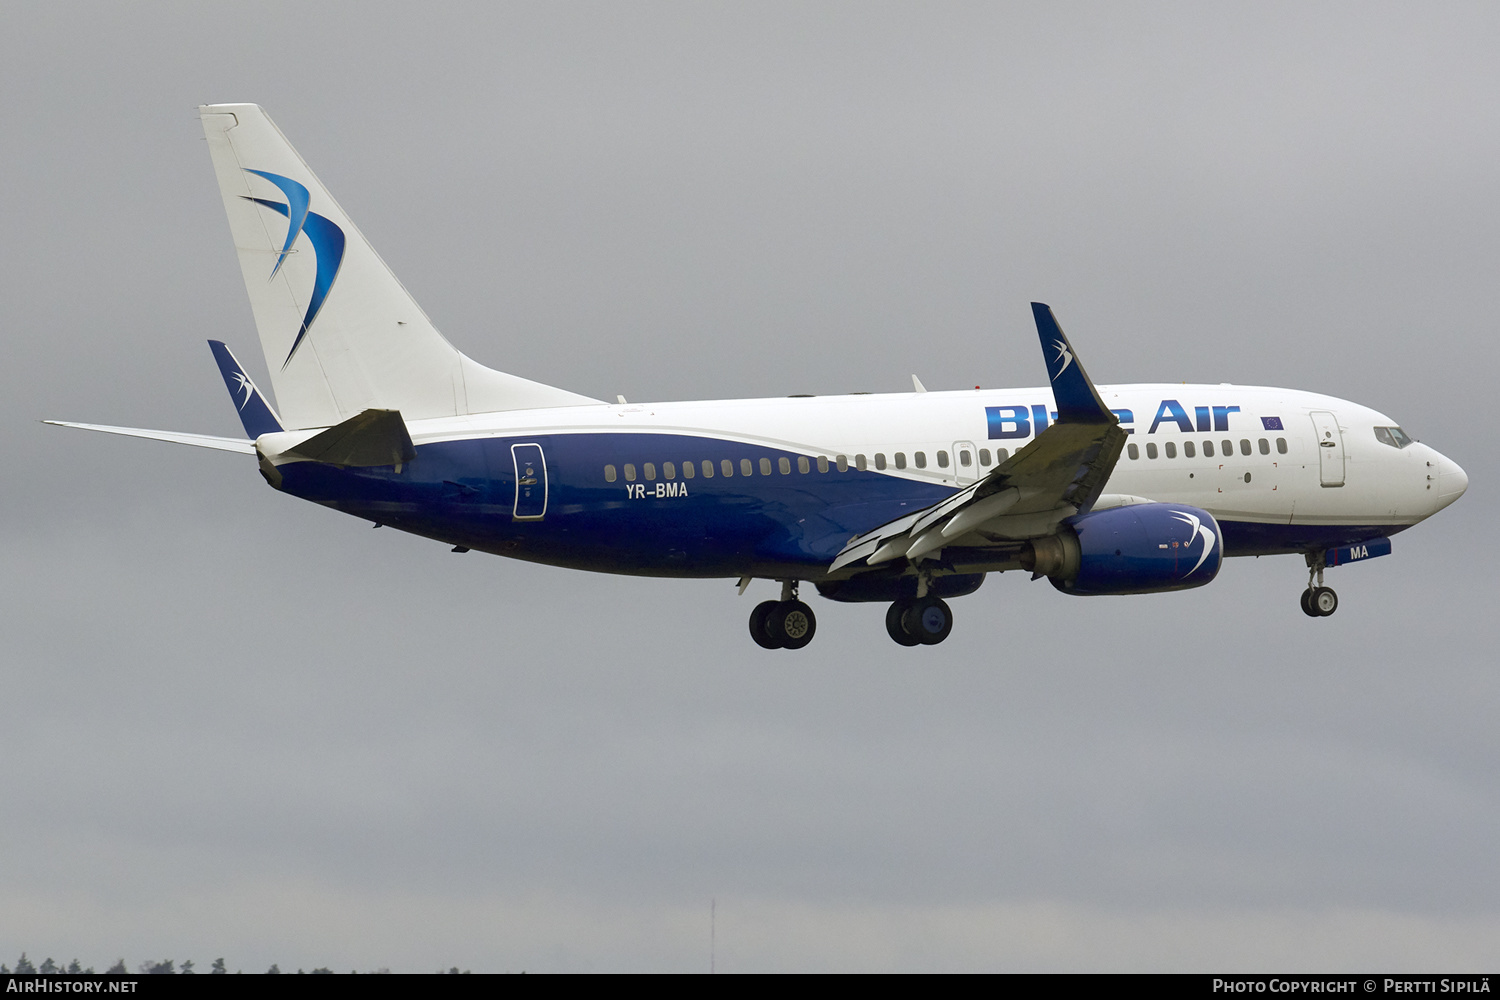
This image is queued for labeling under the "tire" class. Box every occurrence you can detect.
[1300,588,1319,618]
[1312,586,1338,617]
[769,600,817,650]
[886,600,920,646]
[749,600,784,649]
[903,596,953,645]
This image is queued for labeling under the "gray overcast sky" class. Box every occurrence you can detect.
[2,1,1497,972]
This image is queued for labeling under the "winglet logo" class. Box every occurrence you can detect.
[1171,510,1218,576]
[241,169,346,369]
[1051,338,1074,378]
[231,372,256,410]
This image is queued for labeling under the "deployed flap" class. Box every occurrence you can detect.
[830,304,1124,573]
[283,408,416,468]
[831,422,1127,569]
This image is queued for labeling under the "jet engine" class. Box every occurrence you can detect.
[1022,503,1222,596]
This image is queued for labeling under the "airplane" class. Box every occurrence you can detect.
[47,104,1469,650]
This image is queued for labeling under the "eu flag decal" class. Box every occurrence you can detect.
[1261,416,1284,430]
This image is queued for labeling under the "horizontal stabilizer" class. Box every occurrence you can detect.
[283,408,416,468]
[43,421,256,454]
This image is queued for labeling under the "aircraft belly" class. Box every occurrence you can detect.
[275,432,955,578]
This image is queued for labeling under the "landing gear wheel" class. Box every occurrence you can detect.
[764,600,817,649]
[1311,586,1338,617]
[1300,588,1318,618]
[750,600,784,649]
[903,596,954,645]
[886,600,921,646]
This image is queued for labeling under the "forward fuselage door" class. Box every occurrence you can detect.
[1310,411,1345,488]
[951,440,979,486]
[511,442,548,519]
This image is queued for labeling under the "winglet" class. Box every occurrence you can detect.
[209,340,283,438]
[1030,303,1113,424]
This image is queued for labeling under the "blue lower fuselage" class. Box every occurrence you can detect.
[276,431,1408,581]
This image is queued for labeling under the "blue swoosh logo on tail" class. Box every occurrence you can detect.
[240,169,346,368]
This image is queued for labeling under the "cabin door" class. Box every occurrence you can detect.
[511,443,549,519]
[1310,411,1345,488]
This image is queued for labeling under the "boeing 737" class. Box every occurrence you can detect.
[48,105,1469,649]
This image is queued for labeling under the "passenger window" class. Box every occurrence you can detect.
[1128,443,1139,460]
[1240,439,1251,456]
[1184,441,1195,458]
[855,454,867,471]
[663,461,676,479]
[978,449,991,466]
[797,456,810,474]
[778,457,791,475]
[1203,440,1214,458]
[1165,442,1177,459]
[682,461,695,479]
[837,455,849,472]
[644,462,656,481]
[741,458,753,476]
[760,457,772,475]
[1276,438,1287,454]
[605,464,617,483]
[875,454,887,470]
[956,450,968,467]
[817,456,830,473]
[722,459,734,477]
[703,460,716,478]
[1222,439,1232,455]
[624,463,637,482]
[1146,443,1158,459]
[995,448,1009,462]
[914,452,926,469]
[1258,438,1269,455]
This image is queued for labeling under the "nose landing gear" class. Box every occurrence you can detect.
[749,580,817,650]
[1300,552,1338,618]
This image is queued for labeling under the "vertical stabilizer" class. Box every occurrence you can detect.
[199,104,599,430]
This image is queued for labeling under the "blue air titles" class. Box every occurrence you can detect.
[986,399,1241,440]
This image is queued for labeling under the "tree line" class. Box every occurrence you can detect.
[4,954,474,974]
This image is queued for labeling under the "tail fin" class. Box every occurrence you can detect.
[199,104,599,430]
[209,340,283,437]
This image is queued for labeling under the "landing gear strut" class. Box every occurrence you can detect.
[749,580,817,650]
[1301,552,1338,618]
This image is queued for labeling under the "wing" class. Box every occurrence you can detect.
[830,303,1125,573]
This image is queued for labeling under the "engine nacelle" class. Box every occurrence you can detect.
[1024,503,1222,596]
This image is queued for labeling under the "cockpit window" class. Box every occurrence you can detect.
[1374,426,1413,449]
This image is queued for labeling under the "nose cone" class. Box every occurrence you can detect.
[1434,451,1468,511]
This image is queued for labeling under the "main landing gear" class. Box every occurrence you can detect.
[750,580,817,650]
[885,596,954,646]
[1300,552,1338,618]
